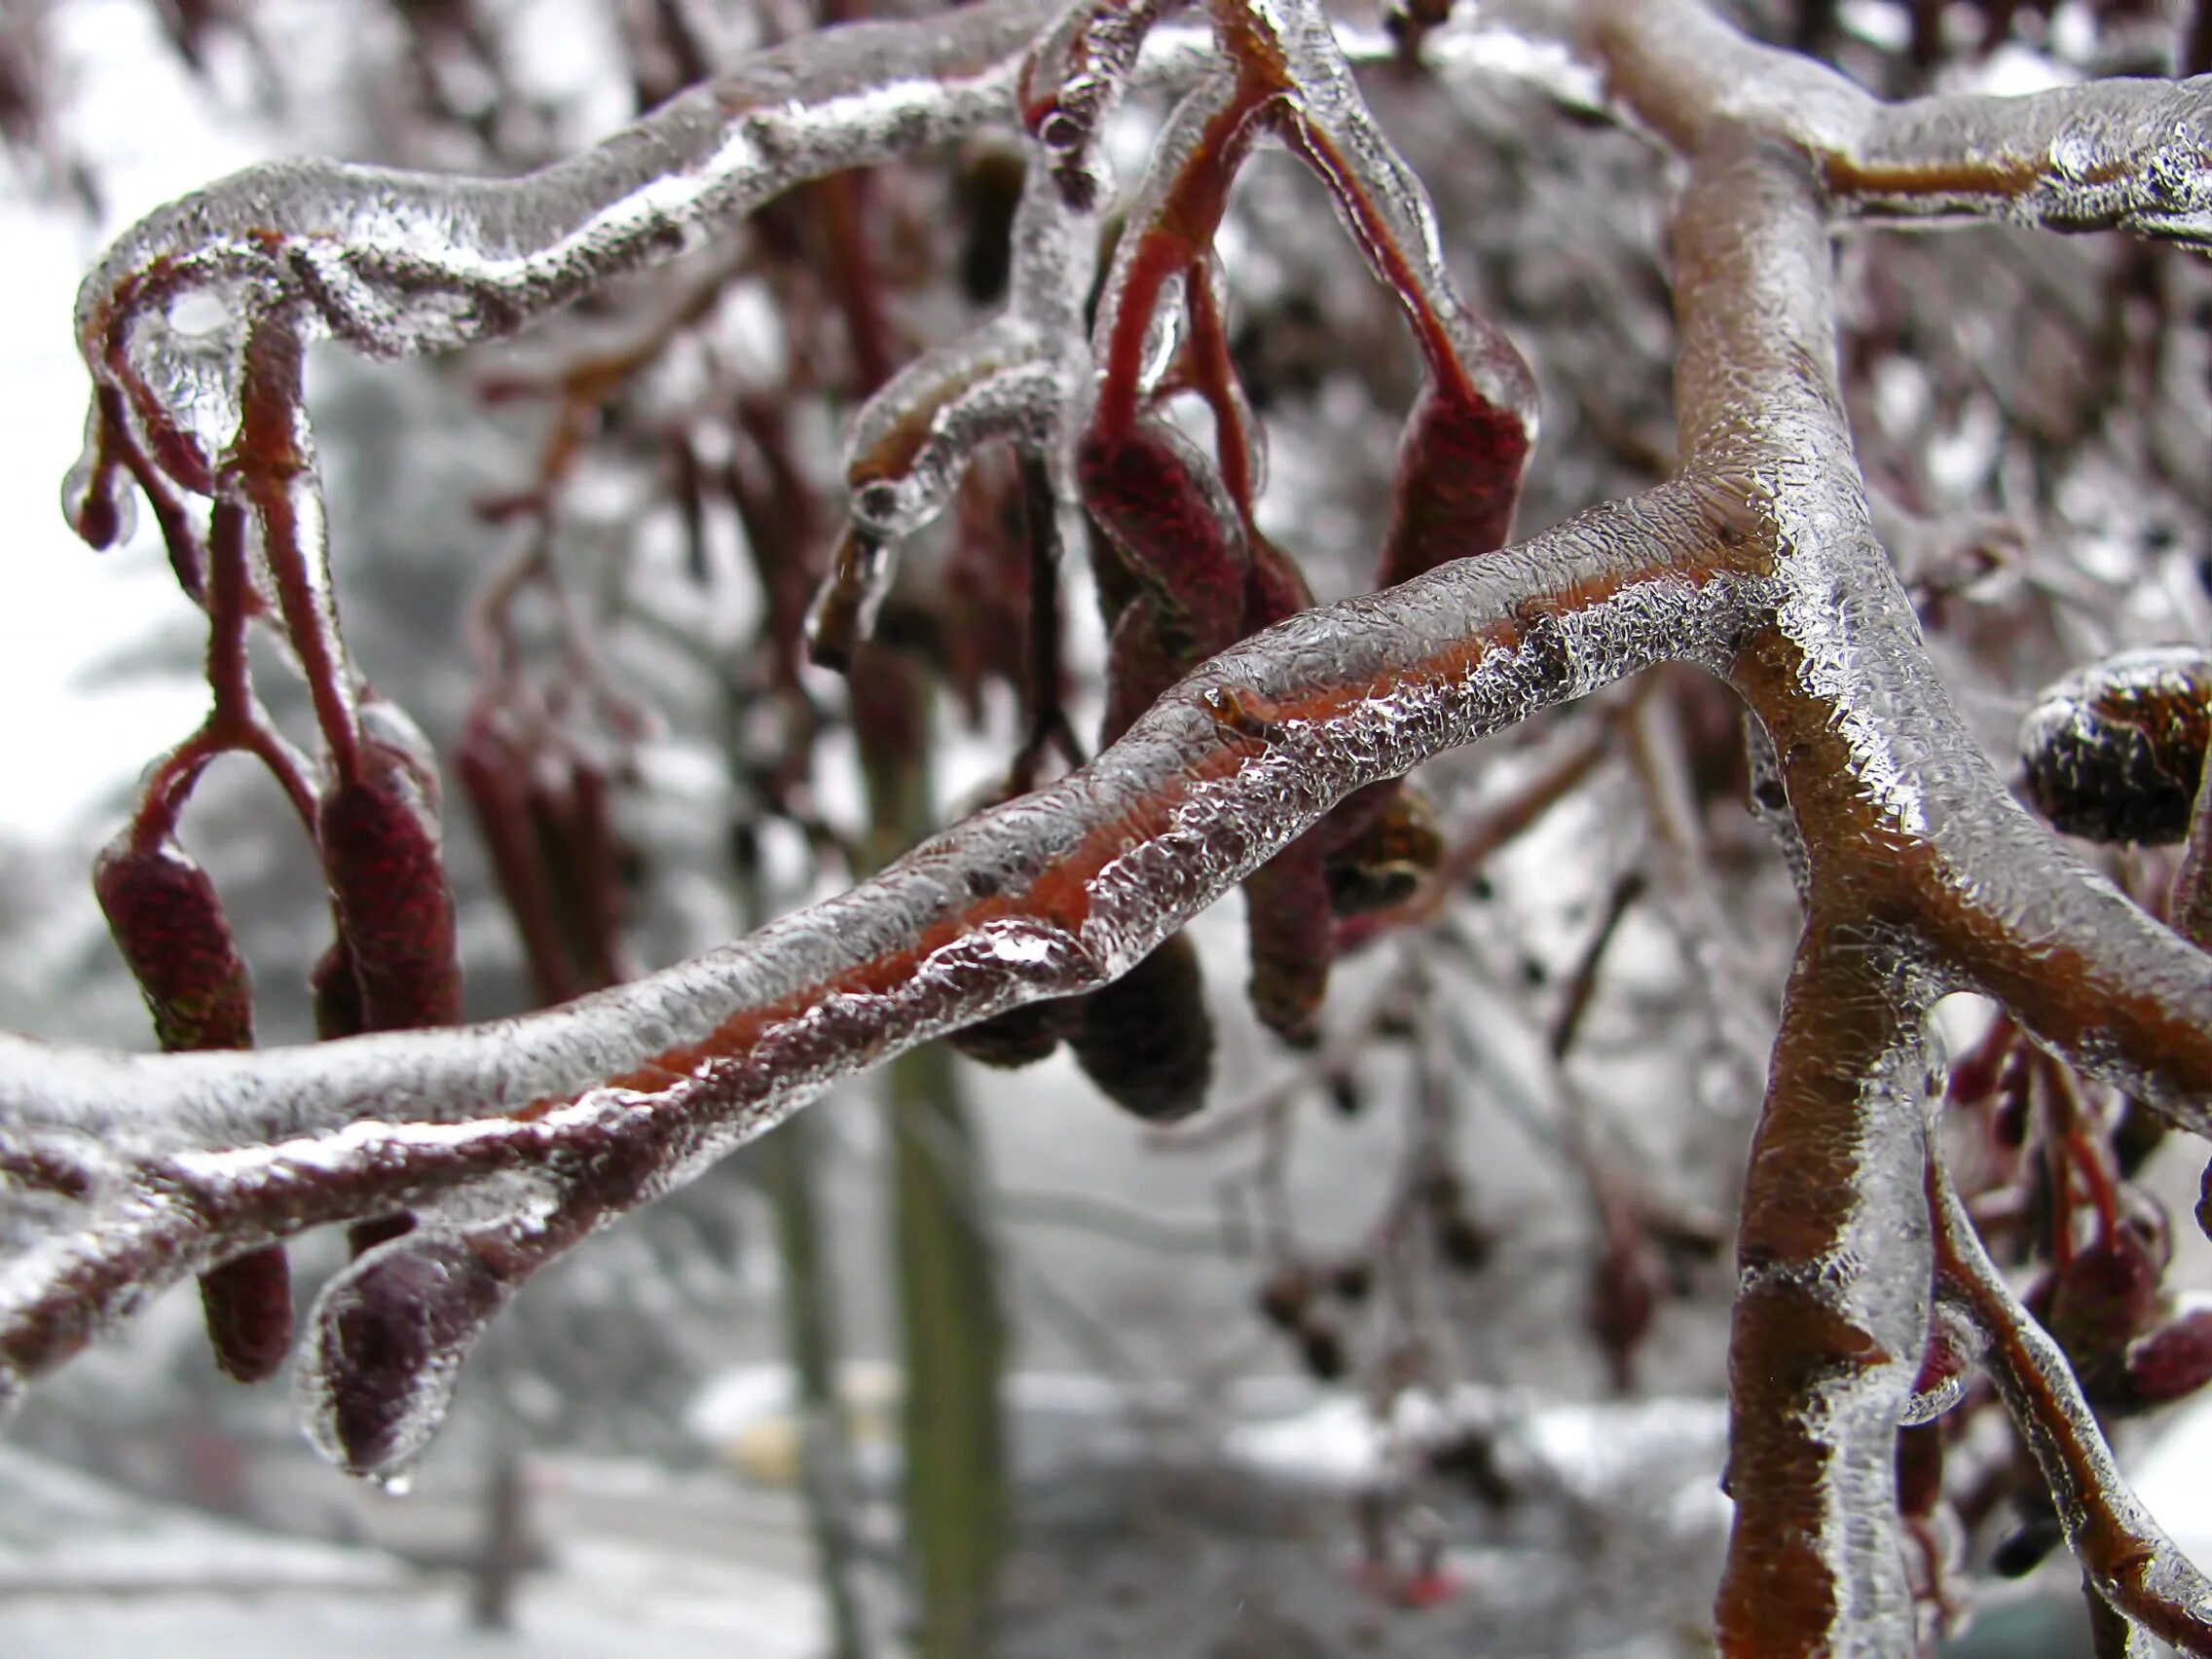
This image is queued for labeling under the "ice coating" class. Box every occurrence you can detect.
[64,0,1062,549]
[1932,1143,2212,1649]
[1024,0,1193,204]
[16,1,2212,1649]
[1841,76,2212,246]
[297,1224,519,1478]
[805,145,1094,665]
[2017,645,2212,847]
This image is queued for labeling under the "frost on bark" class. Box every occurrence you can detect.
[11,0,2212,1651]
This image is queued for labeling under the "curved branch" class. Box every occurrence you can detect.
[0,482,1751,1390]
[1720,921,1932,1658]
[1931,1145,2212,1654]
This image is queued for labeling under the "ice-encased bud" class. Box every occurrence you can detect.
[296,1228,515,1479]
[62,404,138,551]
[2019,645,2212,845]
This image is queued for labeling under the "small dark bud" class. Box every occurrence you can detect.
[953,1001,1074,1069]
[1436,1211,1494,1274]
[2018,646,2212,845]
[1330,1258,1374,1304]
[1257,1266,1313,1332]
[1298,1320,1347,1382]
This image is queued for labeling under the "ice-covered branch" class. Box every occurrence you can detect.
[1719,924,1932,1657]
[1536,0,2212,252]
[1931,1143,2212,1653]
[0,481,1750,1398]
[15,8,2212,1646]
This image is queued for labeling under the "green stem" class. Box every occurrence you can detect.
[858,649,1009,1659]
[764,1111,874,1659]
[728,702,874,1659]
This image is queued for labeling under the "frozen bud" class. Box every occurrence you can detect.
[63,396,138,551]
[2018,645,2212,844]
[298,1229,515,1480]
[1902,1308,1978,1425]
[804,526,894,674]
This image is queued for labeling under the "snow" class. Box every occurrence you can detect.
[0,1442,827,1659]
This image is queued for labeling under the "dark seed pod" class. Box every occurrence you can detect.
[1326,1073,1364,1119]
[1588,1234,1660,1392]
[456,718,575,1009]
[1991,1508,2065,1578]
[95,832,294,1382]
[1297,1319,1347,1382]
[94,832,254,1054]
[309,937,364,1041]
[348,1213,418,1259]
[317,721,462,1033]
[198,1248,295,1383]
[1257,1265,1314,1332]
[2112,1096,2166,1181]
[2018,645,2212,845]
[1242,842,1332,1049]
[1067,932,1214,1121]
[1436,1210,1495,1273]
[1426,1428,1516,1508]
[952,1000,1076,1069]
[1329,1257,1374,1304]
[955,146,1027,307]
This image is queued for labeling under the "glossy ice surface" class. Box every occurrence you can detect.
[13,1,2212,1652]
